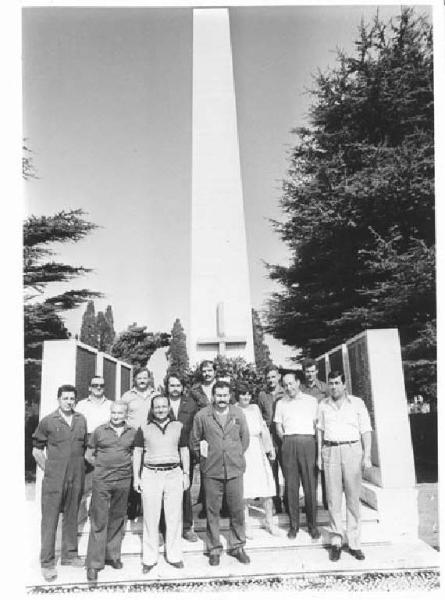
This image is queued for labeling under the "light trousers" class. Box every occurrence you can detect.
[322,441,363,549]
[141,467,183,566]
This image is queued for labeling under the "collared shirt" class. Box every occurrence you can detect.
[89,422,137,486]
[317,394,372,442]
[134,419,187,465]
[300,379,329,403]
[76,396,113,433]
[32,410,88,460]
[274,393,318,435]
[190,404,250,479]
[257,385,285,428]
[170,397,181,419]
[121,387,154,429]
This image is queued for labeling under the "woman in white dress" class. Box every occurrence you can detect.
[236,382,279,536]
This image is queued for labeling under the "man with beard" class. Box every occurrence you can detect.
[191,380,250,566]
[165,373,199,542]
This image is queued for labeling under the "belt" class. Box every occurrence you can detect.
[323,440,359,446]
[144,463,180,471]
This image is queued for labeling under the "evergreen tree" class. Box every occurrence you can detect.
[251,309,273,371]
[96,305,115,352]
[267,9,434,401]
[168,318,189,378]
[80,300,98,348]
[111,323,170,370]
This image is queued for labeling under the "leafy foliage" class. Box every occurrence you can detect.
[167,319,190,378]
[251,309,273,371]
[110,323,170,370]
[267,9,435,401]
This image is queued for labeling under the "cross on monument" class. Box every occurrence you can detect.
[196,302,247,356]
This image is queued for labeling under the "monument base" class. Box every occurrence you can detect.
[361,481,419,539]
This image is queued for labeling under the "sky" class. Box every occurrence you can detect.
[22,3,430,365]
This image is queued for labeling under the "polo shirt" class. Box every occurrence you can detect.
[134,419,187,465]
[300,379,329,403]
[76,396,113,433]
[121,387,153,429]
[89,422,137,486]
[274,393,318,435]
[316,394,372,442]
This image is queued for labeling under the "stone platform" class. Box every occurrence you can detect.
[25,482,439,592]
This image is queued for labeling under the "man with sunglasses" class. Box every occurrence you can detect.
[76,375,113,528]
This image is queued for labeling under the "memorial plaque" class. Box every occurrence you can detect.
[75,346,97,399]
[121,365,131,397]
[316,357,326,382]
[103,357,117,400]
[347,334,378,466]
[328,347,344,374]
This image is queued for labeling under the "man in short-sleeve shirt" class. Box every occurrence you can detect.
[317,370,372,562]
[274,371,319,540]
[32,385,88,582]
[85,402,137,582]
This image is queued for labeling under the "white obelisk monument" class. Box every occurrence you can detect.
[190,8,255,365]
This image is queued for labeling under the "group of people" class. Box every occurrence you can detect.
[32,358,372,583]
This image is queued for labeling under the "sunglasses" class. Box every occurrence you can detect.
[91,384,105,388]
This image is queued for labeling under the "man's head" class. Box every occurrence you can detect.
[212,380,231,411]
[265,366,280,391]
[327,371,346,400]
[302,358,318,386]
[57,384,77,414]
[150,394,171,422]
[89,375,105,398]
[110,402,128,427]
[133,367,153,392]
[165,373,184,399]
[199,360,215,384]
[282,370,304,398]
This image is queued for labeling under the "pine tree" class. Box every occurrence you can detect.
[80,301,99,348]
[96,305,115,352]
[111,323,170,369]
[267,9,434,401]
[168,319,189,378]
[251,309,273,371]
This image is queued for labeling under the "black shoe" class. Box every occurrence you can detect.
[349,548,365,560]
[273,498,283,514]
[169,560,184,569]
[287,527,298,539]
[329,546,341,561]
[228,548,250,564]
[209,554,220,566]
[142,563,155,574]
[198,509,206,519]
[86,568,98,582]
[104,558,123,569]
[309,527,321,540]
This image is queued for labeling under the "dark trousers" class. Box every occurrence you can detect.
[204,475,245,554]
[282,434,318,531]
[86,482,130,569]
[40,469,83,567]
[319,468,328,510]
